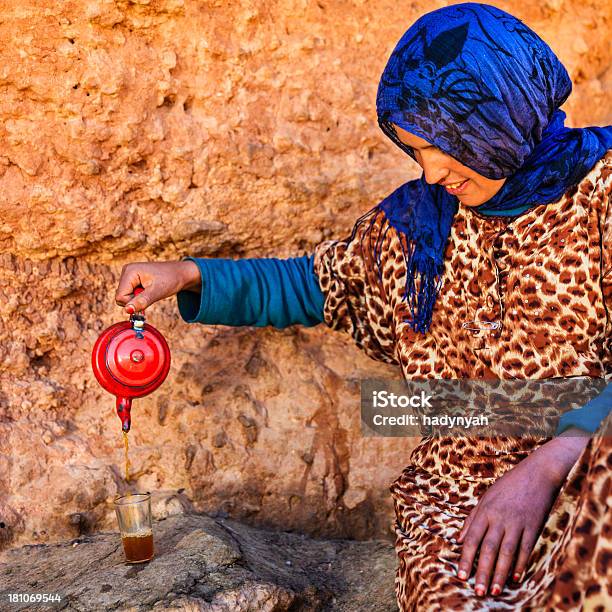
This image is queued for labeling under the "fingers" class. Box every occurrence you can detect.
[125,289,150,314]
[457,514,488,582]
[512,528,538,583]
[457,509,476,542]
[473,525,504,597]
[490,527,521,596]
[115,264,155,314]
[115,261,187,313]
[115,264,140,306]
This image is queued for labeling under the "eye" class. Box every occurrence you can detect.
[395,140,415,158]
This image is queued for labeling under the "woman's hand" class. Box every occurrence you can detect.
[115,260,201,314]
[456,431,589,597]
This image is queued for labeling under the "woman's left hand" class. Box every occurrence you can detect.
[456,431,589,597]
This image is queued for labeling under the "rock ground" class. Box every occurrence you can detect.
[0,513,397,611]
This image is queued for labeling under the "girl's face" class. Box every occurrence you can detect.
[392,125,506,207]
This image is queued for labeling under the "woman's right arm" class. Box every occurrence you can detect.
[115,256,325,328]
[115,205,400,364]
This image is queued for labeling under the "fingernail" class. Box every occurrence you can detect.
[457,570,467,580]
[126,304,135,315]
[513,572,521,582]
[491,584,501,596]
[475,585,485,597]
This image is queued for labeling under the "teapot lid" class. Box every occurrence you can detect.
[104,323,168,388]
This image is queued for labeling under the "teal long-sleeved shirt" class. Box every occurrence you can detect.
[175,254,610,434]
[176,255,325,328]
[555,382,611,435]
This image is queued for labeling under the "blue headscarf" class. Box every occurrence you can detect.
[371,2,612,334]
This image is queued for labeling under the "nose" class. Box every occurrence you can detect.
[419,150,449,185]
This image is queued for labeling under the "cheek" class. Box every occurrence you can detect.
[469,178,489,195]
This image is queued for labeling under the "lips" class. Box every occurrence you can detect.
[444,179,469,195]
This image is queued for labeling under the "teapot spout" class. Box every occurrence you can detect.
[116,397,132,432]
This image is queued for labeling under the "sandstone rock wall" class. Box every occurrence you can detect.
[0,0,610,550]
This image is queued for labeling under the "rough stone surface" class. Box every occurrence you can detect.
[0,512,397,611]
[0,0,611,550]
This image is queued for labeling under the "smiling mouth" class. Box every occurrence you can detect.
[444,180,467,188]
[444,179,469,194]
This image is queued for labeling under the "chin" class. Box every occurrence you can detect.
[458,196,478,207]
[459,192,488,207]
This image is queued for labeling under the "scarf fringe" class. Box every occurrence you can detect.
[398,230,443,335]
[345,205,442,336]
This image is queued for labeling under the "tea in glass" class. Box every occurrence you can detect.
[114,493,154,563]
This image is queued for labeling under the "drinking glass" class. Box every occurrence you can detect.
[114,493,154,563]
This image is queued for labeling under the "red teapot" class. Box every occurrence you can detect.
[91,287,171,432]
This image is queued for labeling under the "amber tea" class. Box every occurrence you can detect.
[121,530,154,563]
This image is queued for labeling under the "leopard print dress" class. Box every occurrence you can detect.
[313,151,612,611]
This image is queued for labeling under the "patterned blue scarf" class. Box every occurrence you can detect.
[373,2,612,334]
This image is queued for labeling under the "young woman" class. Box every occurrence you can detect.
[116,4,611,609]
